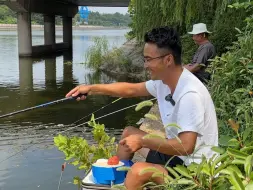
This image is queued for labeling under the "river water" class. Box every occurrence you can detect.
[0,29,149,190]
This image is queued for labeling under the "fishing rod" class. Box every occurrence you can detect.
[0,93,88,119]
[0,97,157,165]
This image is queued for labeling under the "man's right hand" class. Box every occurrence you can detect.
[65,85,90,101]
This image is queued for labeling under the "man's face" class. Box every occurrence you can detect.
[192,34,203,44]
[143,43,171,80]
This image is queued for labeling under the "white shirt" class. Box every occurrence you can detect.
[145,68,218,165]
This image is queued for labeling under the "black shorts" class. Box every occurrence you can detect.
[145,150,184,167]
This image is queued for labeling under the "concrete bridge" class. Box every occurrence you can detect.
[0,0,130,57]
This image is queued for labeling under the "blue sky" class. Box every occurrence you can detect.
[87,7,128,14]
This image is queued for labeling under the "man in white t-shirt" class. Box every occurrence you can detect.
[66,26,218,190]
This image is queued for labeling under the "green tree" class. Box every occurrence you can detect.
[127,0,253,56]
[0,6,129,27]
[0,5,16,24]
[74,11,131,27]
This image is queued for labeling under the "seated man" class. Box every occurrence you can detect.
[66,26,218,190]
[184,23,216,84]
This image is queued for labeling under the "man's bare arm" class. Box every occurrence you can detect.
[141,132,198,156]
[66,82,151,98]
[89,82,151,97]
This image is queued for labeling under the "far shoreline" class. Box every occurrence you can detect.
[0,24,129,31]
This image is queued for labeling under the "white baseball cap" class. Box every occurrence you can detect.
[188,23,212,35]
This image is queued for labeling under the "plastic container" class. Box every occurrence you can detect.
[91,159,134,185]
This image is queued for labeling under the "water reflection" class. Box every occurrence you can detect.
[19,58,33,94]
[45,57,57,90]
[18,53,76,94]
[63,52,73,84]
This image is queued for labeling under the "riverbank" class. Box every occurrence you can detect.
[0,24,129,31]
[99,38,148,81]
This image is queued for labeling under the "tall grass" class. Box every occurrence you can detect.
[85,36,109,70]
[84,36,131,70]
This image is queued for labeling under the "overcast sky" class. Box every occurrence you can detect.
[87,7,128,14]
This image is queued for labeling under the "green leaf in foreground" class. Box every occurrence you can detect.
[135,100,153,111]
[228,171,245,190]
[144,113,158,121]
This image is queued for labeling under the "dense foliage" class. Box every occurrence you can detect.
[207,1,253,140]
[54,114,117,186]
[0,6,62,25]
[0,5,16,24]
[84,36,131,71]
[117,105,253,190]
[0,5,130,27]
[75,12,131,27]
[140,1,253,189]
[127,0,252,56]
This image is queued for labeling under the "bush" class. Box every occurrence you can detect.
[84,36,131,70]
[111,102,253,190]
[54,114,117,186]
[103,47,131,66]
[138,122,253,190]
[207,16,253,137]
[85,36,109,69]
[210,7,250,56]
[181,34,197,65]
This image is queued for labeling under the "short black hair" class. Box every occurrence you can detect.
[144,26,182,65]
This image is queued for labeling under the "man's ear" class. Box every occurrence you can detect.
[165,54,173,67]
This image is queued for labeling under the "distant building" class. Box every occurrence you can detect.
[78,6,90,24]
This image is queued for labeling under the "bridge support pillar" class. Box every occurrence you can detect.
[17,12,32,57]
[63,17,73,50]
[44,15,56,45]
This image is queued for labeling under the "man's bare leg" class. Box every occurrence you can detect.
[116,126,148,160]
[124,162,168,190]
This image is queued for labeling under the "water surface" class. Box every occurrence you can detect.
[0,28,149,190]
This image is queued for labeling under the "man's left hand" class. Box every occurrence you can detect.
[184,64,193,70]
[119,134,143,153]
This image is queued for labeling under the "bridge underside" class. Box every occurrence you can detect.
[67,0,129,7]
[1,0,129,16]
[0,0,129,57]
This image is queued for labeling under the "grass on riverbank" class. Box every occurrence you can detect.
[84,36,131,70]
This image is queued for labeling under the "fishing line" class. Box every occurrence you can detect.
[0,96,123,164]
[19,97,123,134]
[0,98,157,165]
[58,98,157,135]
[72,97,123,125]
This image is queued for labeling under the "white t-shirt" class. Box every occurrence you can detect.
[145,68,218,165]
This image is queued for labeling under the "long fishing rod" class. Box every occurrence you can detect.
[0,97,157,165]
[0,93,88,119]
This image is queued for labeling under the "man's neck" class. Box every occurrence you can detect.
[199,39,209,45]
[162,66,183,95]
